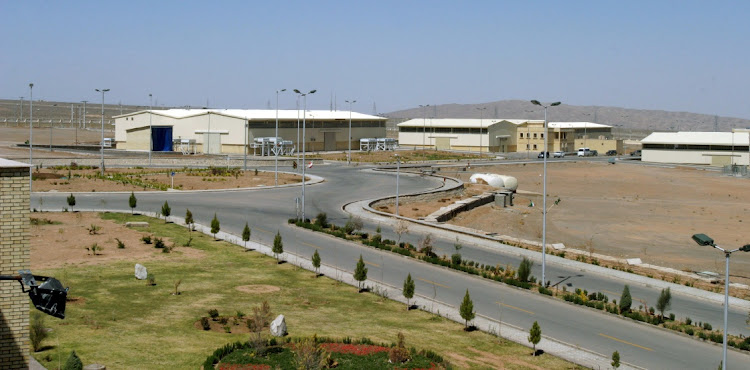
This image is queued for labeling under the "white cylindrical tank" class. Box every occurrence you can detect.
[469,173,518,191]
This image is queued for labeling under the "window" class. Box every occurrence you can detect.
[541,133,544,138]
[533,133,537,139]
[520,133,524,138]
[533,144,537,150]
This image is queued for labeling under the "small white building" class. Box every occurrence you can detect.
[114,109,387,154]
[641,131,750,166]
[397,118,538,153]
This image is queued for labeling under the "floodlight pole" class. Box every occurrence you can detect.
[346,99,356,165]
[244,119,248,171]
[395,154,400,216]
[530,100,561,287]
[96,88,110,177]
[294,89,316,221]
[275,89,286,186]
[28,84,33,197]
[148,93,153,166]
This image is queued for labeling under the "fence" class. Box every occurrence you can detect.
[722,164,749,177]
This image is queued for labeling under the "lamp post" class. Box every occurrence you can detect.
[28,84,33,197]
[95,88,110,176]
[476,107,486,157]
[419,104,429,151]
[148,94,153,166]
[296,95,301,174]
[275,89,287,186]
[345,99,356,165]
[294,89,316,221]
[691,234,750,370]
[530,99,561,286]
[395,154,400,216]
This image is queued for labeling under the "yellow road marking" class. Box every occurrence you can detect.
[365,260,380,268]
[416,277,450,289]
[602,290,620,297]
[300,242,319,249]
[255,227,272,234]
[496,302,535,315]
[599,333,653,352]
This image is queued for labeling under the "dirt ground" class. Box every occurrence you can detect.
[29,212,205,271]
[377,183,495,218]
[418,161,750,287]
[31,167,300,192]
[0,126,110,159]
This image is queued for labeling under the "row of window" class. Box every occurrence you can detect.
[520,132,543,139]
[643,144,750,151]
[398,127,486,133]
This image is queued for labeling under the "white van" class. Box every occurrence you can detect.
[577,148,592,157]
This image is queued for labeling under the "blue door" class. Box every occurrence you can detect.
[152,126,173,151]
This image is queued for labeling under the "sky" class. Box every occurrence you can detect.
[2,1,750,118]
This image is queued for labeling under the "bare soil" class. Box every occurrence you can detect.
[422,161,750,288]
[29,212,205,270]
[376,183,495,218]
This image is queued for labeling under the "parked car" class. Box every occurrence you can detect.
[577,148,592,157]
[553,151,565,158]
[537,151,549,158]
[606,150,618,156]
[630,149,642,156]
[591,150,598,156]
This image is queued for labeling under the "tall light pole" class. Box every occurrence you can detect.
[294,89,316,221]
[345,99,356,165]
[476,107,486,157]
[419,104,429,151]
[691,234,750,370]
[28,84,33,196]
[96,88,110,176]
[530,99,561,286]
[148,93,153,166]
[395,154,400,216]
[296,95,301,174]
[275,89,286,186]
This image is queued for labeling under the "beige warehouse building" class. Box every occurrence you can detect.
[397,118,621,154]
[642,130,750,166]
[114,109,387,154]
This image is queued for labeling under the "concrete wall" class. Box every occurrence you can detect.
[0,163,30,369]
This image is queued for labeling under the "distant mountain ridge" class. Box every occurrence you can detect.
[385,100,750,133]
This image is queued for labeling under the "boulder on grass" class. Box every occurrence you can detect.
[135,264,148,280]
[270,314,287,337]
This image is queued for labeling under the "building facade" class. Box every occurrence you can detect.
[114,109,387,154]
[642,131,750,166]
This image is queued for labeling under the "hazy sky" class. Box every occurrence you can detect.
[3,1,749,118]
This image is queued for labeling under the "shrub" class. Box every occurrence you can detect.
[201,317,211,330]
[116,238,125,249]
[619,285,632,313]
[208,309,220,320]
[141,235,152,244]
[669,313,675,321]
[87,224,101,235]
[63,350,83,370]
[698,331,707,340]
[685,327,694,336]
[30,311,48,352]
[153,237,165,249]
[451,253,462,266]
[685,317,692,325]
[314,212,328,228]
[388,332,411,364]
[538,286,553,296]
[517,257,533,282]
[703,322,712,331]
[218,317,229,325]
[146,274,156,286]
[709,332,723,343]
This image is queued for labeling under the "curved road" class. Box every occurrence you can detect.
[34,162,750,369]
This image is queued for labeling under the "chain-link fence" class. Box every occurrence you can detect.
[722,164,749,177]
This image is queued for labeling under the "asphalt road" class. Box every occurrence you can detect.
[33,161,750,369]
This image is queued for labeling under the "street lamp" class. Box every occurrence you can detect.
[691,233,750,370]
[95,88,110,176]
[395,154,400,216]
[293,89,316,221]
[148,93,153,166]
[275,89,287,187]
[345,99,357,165]
[28,84,34,197]
[419,104,430,151]
[476,107,486,157]
[530,99,561,287]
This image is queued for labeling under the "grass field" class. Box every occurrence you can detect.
[32,213,578,369]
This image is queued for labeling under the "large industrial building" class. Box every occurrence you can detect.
[114,109,387,154]
[641,130,750,166]
[397,118,621,154]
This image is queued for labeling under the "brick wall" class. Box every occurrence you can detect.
[0,165,30,369]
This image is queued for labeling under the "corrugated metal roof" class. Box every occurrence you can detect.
[397,118,540,128]
[642,132,750,146]
[115,109,386,121]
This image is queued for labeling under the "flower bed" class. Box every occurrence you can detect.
[319,342,389,356]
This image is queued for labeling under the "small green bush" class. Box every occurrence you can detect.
[154,237,165,249]
[62,350,83,370]
[116,238,125,249]
[685,327,694,336]
[208,309,220,320]
[201,317,211,330]
[703,322,712,331]
[141,235,152,244]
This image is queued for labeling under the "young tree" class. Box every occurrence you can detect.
[395,220,408,244]
[354,255,368,291]
[517,257,533,283]
[656,287,672,320]
[459,289,475,329]
[451,241,463,266]
[161,201,171,222]
[312,250,321,276]
[314,212,328,228]
[611,350,621,368]
[242,222,251,249]
[211,213,220,239]
[64,350,83,370]
[272,231,284,262]
[403,273,415,309]
[619,285,632,313]
[128,192,137,214]
[419,234,435,257]
[185,209,194,232]
[66,193,76,211]
[528,321,542,355]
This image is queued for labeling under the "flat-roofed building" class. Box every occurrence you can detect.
[642,131,750,166]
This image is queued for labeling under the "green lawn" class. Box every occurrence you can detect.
[32,213,578,369]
